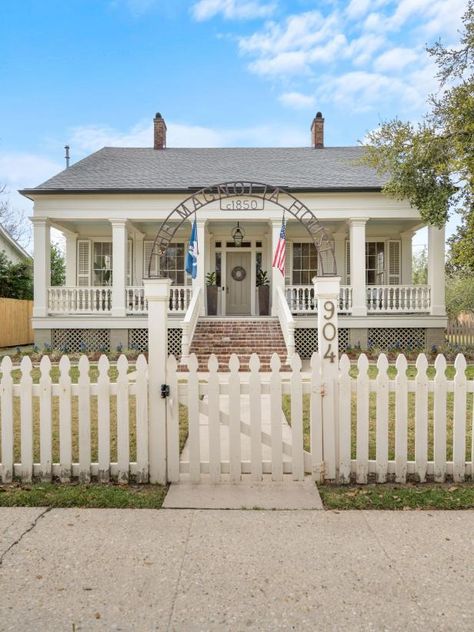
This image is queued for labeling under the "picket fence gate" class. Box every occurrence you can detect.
[0,351,473,484]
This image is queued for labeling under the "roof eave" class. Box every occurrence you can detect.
[20,185,384,196]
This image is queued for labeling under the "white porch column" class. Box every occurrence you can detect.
[135,234,144,284]
[32,218,51,317]
[271,220,285,316]
[428,224,446,315]
[65,232,77,286]
[191,219,206,315]
[110,219,128,317]
[333,233,346,283]
[349,219,368,316]
[400,230,414,284]
[144,278,171,484]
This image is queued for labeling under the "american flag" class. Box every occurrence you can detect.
[272,216,286,277]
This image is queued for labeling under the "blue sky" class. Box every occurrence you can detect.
[0,0,467,245]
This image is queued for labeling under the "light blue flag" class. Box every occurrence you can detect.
[186,218,199,279]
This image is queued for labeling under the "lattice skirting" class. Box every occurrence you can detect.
[128,328,183,357]
[368,328,426,351]
[52,329,111,352]
[295,328,350,358]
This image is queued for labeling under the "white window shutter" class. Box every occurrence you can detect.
[345,240,350,284]
[388,240,401,285]
[143,240,158,278]
[77,240,91,286]
[127,239,133,285]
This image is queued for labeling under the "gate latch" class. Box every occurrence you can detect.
[160,384,170,399]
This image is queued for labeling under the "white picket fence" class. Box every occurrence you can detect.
[0,351,473,484]
[0,354,149,484]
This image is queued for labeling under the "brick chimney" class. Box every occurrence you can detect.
[311,112,324,148]
[154,112,167,149]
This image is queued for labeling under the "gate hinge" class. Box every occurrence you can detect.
[161,384,170,399]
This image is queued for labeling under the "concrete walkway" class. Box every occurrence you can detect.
[0,507,473,631]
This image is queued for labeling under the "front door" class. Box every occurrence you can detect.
[226,252,251,315]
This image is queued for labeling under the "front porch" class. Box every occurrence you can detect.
[33,215,446,320]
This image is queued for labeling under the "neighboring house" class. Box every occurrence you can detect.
[20,112,447,356]
[0,224,31,265]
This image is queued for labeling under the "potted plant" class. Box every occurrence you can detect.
[256,269,270,315]
[206,271,218,315]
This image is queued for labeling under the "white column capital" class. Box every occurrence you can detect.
[109,218,128,228]
[30,217,50,227]
[143,278,172,301]
[348,218,369,228]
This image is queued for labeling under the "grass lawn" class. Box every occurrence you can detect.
[283,363,474,461]
[0,482,167,508]
[319,483,474,510]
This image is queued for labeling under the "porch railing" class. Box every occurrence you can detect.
[366,285,431,313]
[48,286,192,315]
[285,285,353,314]
[48,286,112,314]
[180,287,202,361]
[276,286,295,360]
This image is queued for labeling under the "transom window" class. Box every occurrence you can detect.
[292,243,318,285]
[160,243,185,285]
[93,242,112,286]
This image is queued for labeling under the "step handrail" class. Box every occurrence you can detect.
[276,286,295,361]
[180,287,202,363]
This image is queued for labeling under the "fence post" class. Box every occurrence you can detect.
[144,278,172,485]
[313,275,340,481]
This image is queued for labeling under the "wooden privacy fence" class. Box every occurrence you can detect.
[0,351,473,484]
[0,298,33,347]
[447,318,474,346]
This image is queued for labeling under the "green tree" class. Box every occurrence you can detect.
[50,243,65,286]
[412,247,428,285]
[363,1,474,270]
[445,272,474,317]
[0,251,33,299]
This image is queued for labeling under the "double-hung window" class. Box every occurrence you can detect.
[292,243,318,284]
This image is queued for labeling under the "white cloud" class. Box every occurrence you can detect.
[346,0,371,20]
[278,92,315,109]
[374,47,419,72]
[69,118,308,151]
[239,10,345,76]
[320,70,425,113]
[232,0,466,118]
[192,0,275,21]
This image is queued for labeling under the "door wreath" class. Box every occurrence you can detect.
[231,266,247,281]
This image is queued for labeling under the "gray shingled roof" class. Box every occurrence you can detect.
[22,146,386,194]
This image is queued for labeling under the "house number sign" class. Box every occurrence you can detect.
[321,300,337,363]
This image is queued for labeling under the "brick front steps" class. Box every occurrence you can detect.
[188,318,288,371]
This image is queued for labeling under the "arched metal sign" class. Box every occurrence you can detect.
[148,181,337,277]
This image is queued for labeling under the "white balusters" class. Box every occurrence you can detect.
[285,285,352,313]
[366,285,431,313]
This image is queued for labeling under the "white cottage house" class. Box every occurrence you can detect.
[20,112,446,361]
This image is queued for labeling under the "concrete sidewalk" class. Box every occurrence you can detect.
[1,507,473,631]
